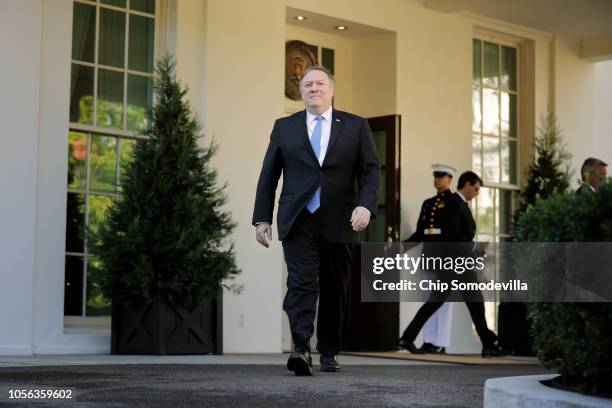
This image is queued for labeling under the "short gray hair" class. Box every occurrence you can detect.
[299,64,335,88]
[581,157,608,181]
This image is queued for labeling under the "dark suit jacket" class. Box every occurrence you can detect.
[445,193,476,243]
[576,184,595,195]
[252,109,380,243]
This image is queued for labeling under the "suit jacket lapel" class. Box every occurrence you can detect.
[322,109,344,166]
[292,110,319,165]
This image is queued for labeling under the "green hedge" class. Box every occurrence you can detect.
[515,180,612,394]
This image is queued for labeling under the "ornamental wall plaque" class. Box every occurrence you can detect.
[285,40,318,101]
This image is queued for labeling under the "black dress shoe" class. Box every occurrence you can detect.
[398,338,425,354]
[481,343,508,358]
[320,355,341,372]
[422,342,446,354]
[287,351,312,376]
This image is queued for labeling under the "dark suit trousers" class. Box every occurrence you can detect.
[282,209,353,356]
[401,271,497,349]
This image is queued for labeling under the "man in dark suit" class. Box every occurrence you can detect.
[577,157,607,194]
[399,171,506,358]
[253,65,380,375]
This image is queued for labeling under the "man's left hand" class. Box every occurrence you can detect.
[350,206,371,231]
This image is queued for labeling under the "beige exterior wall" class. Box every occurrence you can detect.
[195,0,562,353]
[594,60,612,170]
[1,0,609,354]
[555,37,597,186]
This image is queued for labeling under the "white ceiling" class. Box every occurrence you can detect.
[423,0,612,41]
[286,7,391,38]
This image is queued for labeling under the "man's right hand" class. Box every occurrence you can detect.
[255,223,273,248]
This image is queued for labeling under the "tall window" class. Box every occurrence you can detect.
[472,38,519,243]
[66,0,156,316]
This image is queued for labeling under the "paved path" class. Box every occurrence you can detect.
[0,354,551,407]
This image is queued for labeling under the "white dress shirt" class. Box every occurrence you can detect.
[306,107,332,165]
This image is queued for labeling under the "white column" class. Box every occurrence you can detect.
[0,0,43,355]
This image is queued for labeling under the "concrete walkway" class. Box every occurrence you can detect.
[0,354,551,407]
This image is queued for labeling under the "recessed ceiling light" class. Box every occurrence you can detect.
[335,25,348,30]
[294,15,307,21]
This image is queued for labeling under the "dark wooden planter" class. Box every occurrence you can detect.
[111,291,222,355]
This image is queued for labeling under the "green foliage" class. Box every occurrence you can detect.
[516,111,572,217]
[93,55,239,310]
[515,181,612,394]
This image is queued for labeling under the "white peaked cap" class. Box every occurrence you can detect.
[431,163,457,176]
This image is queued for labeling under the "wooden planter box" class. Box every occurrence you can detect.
[111,291,222,355]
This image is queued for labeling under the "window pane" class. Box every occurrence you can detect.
[90,135,118,193]
[119,138,137,186]
[131,0,155,14]
[86,256,112,316]
[322,47,335,75]
[129,15,155,73]
[97,69,124,128]
[72,2,96,62]
[476,187,495,234]
[472,85,481,133]
[483,42,499,87]
[482,88,500,135]
[483,136,500,183]
[70,64,94,124]
[64,256,84,316]
[99,8,126,68]
[68,131,88,189]
[501,92,517,138]
[499,190,513,235]
[472,135,482,176]
[501,139,517,185]
[473,39,481,83]
[88,195,114,240]
[127,74,153,131]
[65,193,86,253]
[502,46,517,91]
[101,0,126,8]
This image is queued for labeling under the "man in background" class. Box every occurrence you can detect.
[577,157,608,194]
[399,171,507,358]
[400,164,456,354]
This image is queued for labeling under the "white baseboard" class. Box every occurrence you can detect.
[0,345,34,355]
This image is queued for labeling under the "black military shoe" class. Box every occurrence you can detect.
[422,342,446,354]
[287,350,313,376]
[481,342,508,358]
[320,355,341,372]
[398,338,425,354]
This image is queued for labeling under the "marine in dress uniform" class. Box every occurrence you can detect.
[400,164,456,354]
[399,171,507,358]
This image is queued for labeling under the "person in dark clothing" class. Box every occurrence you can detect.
[399,171,507,358]
[576,157,607,194]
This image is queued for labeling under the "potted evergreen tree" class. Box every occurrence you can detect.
[499,111,572,356]
[93,55,239,354]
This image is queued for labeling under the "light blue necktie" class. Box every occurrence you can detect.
[306,116,323,213]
